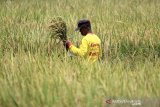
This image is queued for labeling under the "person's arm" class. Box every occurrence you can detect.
[69,38,88,57]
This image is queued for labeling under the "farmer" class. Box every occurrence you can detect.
[63,19,101,62]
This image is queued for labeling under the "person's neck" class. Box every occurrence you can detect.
[87,32,93,35]
[87,31,93,34]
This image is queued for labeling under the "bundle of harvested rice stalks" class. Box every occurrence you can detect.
[49,17,67,41]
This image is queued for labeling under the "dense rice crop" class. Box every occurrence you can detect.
[49,17,67,41]
[0,0,160,107]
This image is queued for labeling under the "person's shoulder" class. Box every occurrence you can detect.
[85,33,94,38]
[81,36,89,43]
[92,33,100,39]
[93,34,101,43]
[83,34,90,40]
[88,33,98,37]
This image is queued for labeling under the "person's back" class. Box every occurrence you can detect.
[83,33,101,62]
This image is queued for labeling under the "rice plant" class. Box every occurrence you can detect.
[0,0,160,107]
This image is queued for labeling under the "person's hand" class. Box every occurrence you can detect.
[63,40,72,50]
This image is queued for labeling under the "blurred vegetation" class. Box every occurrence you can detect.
[0,0,160,107]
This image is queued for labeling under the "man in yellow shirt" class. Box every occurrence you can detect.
[64,19,101,62]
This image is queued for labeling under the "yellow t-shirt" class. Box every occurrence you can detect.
[69,33,101,62]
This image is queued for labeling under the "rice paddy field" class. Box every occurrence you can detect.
[0,0,160,107]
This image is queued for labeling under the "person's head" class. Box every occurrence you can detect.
[75,19,92,36]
